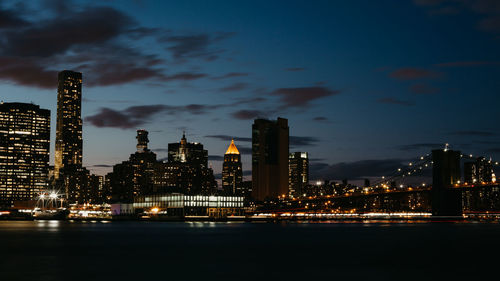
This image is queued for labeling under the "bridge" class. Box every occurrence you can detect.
[258,145,500,217]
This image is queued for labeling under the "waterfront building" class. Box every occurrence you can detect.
[222,139,243,195]
[133,193,244,218]
[288,152,309,198]
[0,102,50,208]
[252,118,289,201]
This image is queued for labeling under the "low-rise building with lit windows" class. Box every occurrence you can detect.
[133,193,245,218]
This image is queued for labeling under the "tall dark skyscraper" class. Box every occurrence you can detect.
[55,70,83,180]
[0,102,50,207]
[108,130,157,202]
[252,117,289,201]
[289,152,309,198]
[222,139,243,195]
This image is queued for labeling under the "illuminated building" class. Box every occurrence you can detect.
[155,132,216,195]
[464,157,494,184]
[108,130,157,202]
[464,162,477,184]
[168,132,208,167]
[252,118,289,201]
[0,102,50,208]
[476,157,493,183]
[222,139,243,195]
[133,193,244,218]
[153,162,217,195]
[288,152,309,198]
[55,70,82,179]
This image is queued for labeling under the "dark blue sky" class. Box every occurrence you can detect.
[1,0,499,181]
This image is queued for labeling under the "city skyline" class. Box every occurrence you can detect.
[1,0,500,182]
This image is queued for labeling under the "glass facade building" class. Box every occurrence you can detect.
[252,118,289,201]
[55,70,82,179]
[289,152,309,198]
[0,102,50,207]
[134,193,245,217]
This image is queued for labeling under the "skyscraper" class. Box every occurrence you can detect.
[108,130,157,202]
[0,102,50,207]
[289,152,309,198]
[222,139,243,195]
[55,70,83,179]
[168,132,208,167]
[252,118,289,201]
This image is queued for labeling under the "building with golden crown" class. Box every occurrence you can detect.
[222,139,243,195]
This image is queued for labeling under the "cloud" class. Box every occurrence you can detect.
[486,148,500,153]
[85,103,226,129]
[0,2,230,89]
[163,72,207,81]
[377,97,415,106]
[435,61,500,67]
[1,6,134,57]
[161,32,235,61]
[0,57,58,89]
[237,146,253,155]
[84,62,164,86]
[409,83,439,94]
[206,134,319,148]
[389,68,442,80]
[310,159,407,180]
[90,164,114,168]
[290,136,320,147]
[397,143,444,151]
[284,67,305,72]
[205,135,252,142]
[208,155,224,161]
[313,116,328,121]
[231,110,266,120]
[211,72,249,80]
[414,0,500,34]
[84,106,163,129]
[0,8,28,28]
[270,87,341,108]
[449,130,497,137]
[219,82,248,92]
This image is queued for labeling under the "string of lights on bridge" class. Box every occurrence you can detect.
[373,144,499,188]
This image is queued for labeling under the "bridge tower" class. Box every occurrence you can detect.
[432,148,462,216]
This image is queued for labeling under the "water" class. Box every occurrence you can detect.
[1,220,499,281]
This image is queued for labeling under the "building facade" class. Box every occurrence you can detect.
[55,70,83,179]
[134,193,244,218]
[464,157,494,184]
[108,130,157,202]
[289,152,309,198]
[252,118,289,201]
[168,132,208,167]
[0,102,50,207]
[222,139,243,195]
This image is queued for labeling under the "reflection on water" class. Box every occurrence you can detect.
[1,220,500,280]
[36,220,60,231]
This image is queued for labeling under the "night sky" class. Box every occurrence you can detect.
[1,0,499,182]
